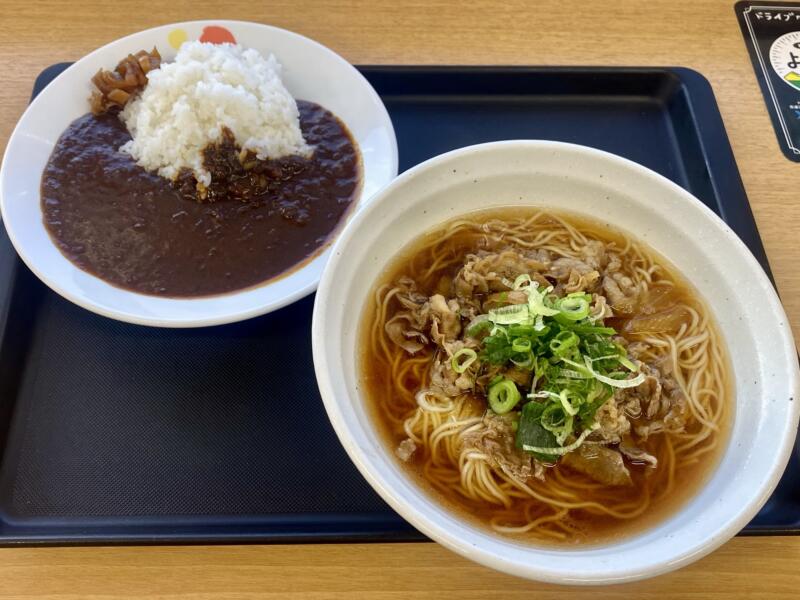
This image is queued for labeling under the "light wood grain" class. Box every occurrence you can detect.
[1,538,800,599]
[0,0,799,597]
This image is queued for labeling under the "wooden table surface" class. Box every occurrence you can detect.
[1,0,799,597]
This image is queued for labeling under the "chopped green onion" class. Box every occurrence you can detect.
[587,353,622,363]
[556,295,590,321]
[516,401,558,462]
[531,357,548,389]
[450,348,478,373]
[522,423,600,455]
[558,357,594,379]
[511,354,533,370]
[529,390,559,400]
[511,355,534,369]
[488,304,531,325]
[582,356,646,388]
[488,379,522,414]
[511,338,532,353]
[557,389,580,416]
[567,292,592,300]
[569,323,617,336]
[465,316,492,337]
[513,274,533,290]
[489,375,504,387]
[540,403,573,445]
[528,284,560,317]
[557,368,591,379]
[549,330,579,358]
[585,381,606,404]
[618,354,638,372]
[508,324,535,337]
[453,272,644,442]
[489,324,508,338]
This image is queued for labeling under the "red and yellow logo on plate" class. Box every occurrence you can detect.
[168,25,237,50]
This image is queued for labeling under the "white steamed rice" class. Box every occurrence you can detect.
[120,41,310,186]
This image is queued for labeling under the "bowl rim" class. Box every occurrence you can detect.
[0,19,398,328]
[312,139,800,584]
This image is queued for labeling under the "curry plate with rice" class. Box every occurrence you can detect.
[41,40,361,297]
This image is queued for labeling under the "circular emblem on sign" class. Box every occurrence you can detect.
[770,31,800,91]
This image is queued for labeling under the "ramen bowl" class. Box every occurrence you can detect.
[0,20,397,327]
[312,140,800,584]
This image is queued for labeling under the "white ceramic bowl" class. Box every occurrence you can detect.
[0,20,397,327]
[312,140,800,584]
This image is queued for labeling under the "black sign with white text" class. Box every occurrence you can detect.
[737,1,800,161]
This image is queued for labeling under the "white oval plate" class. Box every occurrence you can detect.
[312,140,800,584]
[0,20,398,327]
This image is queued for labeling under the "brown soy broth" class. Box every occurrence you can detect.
[359,207,732,546]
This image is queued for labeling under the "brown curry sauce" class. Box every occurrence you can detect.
[41,101,360,297]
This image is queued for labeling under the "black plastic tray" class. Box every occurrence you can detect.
[0,64,796,545]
